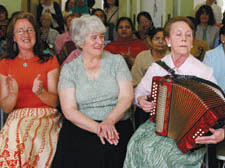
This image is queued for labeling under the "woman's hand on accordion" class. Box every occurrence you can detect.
[195,128,225,144]
[137,96,155,112]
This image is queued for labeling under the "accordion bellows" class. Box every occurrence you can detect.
[149,76,225,153]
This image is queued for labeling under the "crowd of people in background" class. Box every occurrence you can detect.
[0,0,225,167]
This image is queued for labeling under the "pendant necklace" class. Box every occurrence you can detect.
[23,62,28,67]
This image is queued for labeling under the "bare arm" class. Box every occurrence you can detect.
[98,80,134,144]
[33,68,59,108]
[59,87,100,134]
[0,74,18,113]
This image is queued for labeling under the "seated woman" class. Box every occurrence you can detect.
[123,16,225,168]
[37,0,64,33]
[0,12,62,167]
[52,15,133,168]
[195,5,219,49]
[105,17,148,69]
[134,11,155,48]
[62,0,75,18]
[91,8,116,43]
[131,27,167,128]
[40,12,59,54]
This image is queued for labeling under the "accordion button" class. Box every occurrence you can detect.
[193,136,195,139]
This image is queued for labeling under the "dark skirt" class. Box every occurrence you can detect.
[52,119,133,168]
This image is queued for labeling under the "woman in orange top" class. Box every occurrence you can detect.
[105,17,148,69]
[0,12,62,167]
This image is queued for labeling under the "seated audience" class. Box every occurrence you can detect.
[123,16,225,168]
[194,0,222,24]
[55,12,81,54]
[195,5,219,49]
[105,17,148,69]
[91,8,116,43]
[62,0,75,18]
[134,11,155,48]
[104,0,119,26]
[72,0,89,14]
[37,0,64,33]
[187,16,210,61]
[52,15,133,168]
[40,12,59,54]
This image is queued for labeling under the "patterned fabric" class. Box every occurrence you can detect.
[123,120,206,168]
[59,52,132,121]
[0,108,62,168]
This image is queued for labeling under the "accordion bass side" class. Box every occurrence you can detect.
[149,75,225,153]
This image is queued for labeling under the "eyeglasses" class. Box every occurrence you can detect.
[152,36,165,41]
[15,28,34,35]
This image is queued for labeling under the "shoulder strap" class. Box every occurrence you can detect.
[107,8,119,23]
[155,60,176,76]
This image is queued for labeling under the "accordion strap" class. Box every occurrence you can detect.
[155,60,176,76]
[155,60,225,98]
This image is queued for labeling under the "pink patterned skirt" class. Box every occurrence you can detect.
[0,108,62,168]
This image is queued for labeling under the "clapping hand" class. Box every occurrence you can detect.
[32,74,44,96]
[6,74,18,95]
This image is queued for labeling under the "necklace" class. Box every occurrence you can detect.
[23,62,28,67]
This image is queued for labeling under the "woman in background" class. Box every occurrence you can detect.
[104,0,119,26]
[62,0,75,18]
[105,17,148,69]
[195,5,219,49]
[37,0,64,33]
[0,12,61,167]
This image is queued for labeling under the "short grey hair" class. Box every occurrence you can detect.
[70,15,106,48]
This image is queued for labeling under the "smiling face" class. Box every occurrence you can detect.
[166,21,193,57]
[117,20,133,40]
[13,18,36,51]
[80,32,105,57]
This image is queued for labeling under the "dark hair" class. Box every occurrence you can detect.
[147,27,164,40]
[3,12,51,62]
[88,0,96,8]
[91,8,107,25]
[164,16,195,38]
[116,17,134,32]
[222,13,225,26]
[0,5,8,19]
[65,12,81,24]
[103,0,119,9]
[219,25,225,43]
[195,5,216,25]
[65,0,73,11]
[137,11,153,25]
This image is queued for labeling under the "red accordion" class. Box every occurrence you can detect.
[149,75,225,153]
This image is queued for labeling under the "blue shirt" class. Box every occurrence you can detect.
[203,44,225,92]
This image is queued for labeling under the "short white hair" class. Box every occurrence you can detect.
[70,15,106,48]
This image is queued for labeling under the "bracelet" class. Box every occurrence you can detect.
[36,88,45,96]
